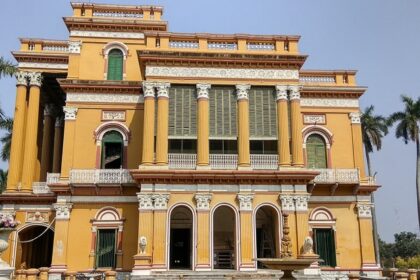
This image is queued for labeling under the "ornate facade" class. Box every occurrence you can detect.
[1,2,380,279]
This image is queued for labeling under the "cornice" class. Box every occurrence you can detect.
[0,193,56,204]
[71,2,164,13]
[12,51,69,64]
[300,69,358,75]
[144,31,301,41]
[64,17,167,32]
[138,50,307,69]
[301,86,366,98]
[130,169,319,185]
[58,79,142,94]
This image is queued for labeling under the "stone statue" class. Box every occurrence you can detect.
[139,236,147,254]
[302,236,314,255]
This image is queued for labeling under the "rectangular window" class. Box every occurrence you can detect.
[96,229,117,268]
[210,140,237,154]
[249,87,277,138]
[209,86,237,138]
[169,86,197,137]
[169,139,197,154]
[314,228,337,267]
[250,140,277,154]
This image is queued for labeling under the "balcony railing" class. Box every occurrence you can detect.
[250,154,278,170]
[169,40,199,49]
[69,169,135,185]
[210,154,238,169]
[32,182,51,194]
[299,76,336,84]
[46,173,60,184]
[168,153,197,169]
[312,168,359,184]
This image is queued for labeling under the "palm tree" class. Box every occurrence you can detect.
[361,105,389,266]
[0,117,12,161]
[0,57,16,78]
[0,169,7,193]
[388,95,420,229]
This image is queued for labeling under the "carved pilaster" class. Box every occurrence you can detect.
[63,107,78,120]
[275,85,288,101]
[137,193,154,210]
[349,112,362,124]
[280,194,295,212]
[288,85,301,100]
[235,84,251,100]
[53,203,73,220]
[142,81,156,98]
[15,71,28,86]
[196,84,211,99]
[27,72,42,87]
[356,203,373,218]
[237,194,254,211]
[195,193,212,210]
[156,82,171,98]
[152,194,170,210]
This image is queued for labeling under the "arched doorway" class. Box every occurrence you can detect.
[15,225,54,269]
[213,205,236,270]
[169,206,193,269]
[255,206,280,265]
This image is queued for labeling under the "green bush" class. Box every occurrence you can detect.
[395,255,420,269]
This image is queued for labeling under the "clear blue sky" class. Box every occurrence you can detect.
[0,0,419,242]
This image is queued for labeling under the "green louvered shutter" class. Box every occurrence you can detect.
[107,49,123,80]
[306,134,327,168]
[249,87,277,138]
[96,229,116,268]
[209,86,237,138]
[168,86,197,137]
[314,229,337,267]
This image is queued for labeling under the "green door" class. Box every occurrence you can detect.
[107,49,123,80]
[306,134,327,168]
[314,228,337,267]
[96,229,116,268]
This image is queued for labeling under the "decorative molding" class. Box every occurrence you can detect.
[66,93,143,104]
[68,41,82,54]
[303,114,326,125]
[70,30,145,39]
[237,194,254,211]
[18,62,68,70]
[26,211,50,223]
[53,203,73,220]
[195,193,212,210]
[349,112,362,124]
[301,98,359,108]
[102,111,126,121]
[15,71,28,86]
[236,84,251,100]
[137,194,154,210]
[63,107,78,120]
[275,85,288,101]
[156,82,171,98]
[295,194,310,212]
[27,72,42,87]
[279,194,295,212]
[153,194,170,210]
[356,203,373,218]
[196,84,211,99]
[142,81,155,98]
[288,85,301,100]
[146,66,299,80]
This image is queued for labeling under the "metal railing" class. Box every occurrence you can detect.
[209,154,238,170]
[32,182,51,194]
[313,168,359,184]
[168,153,197,169]
[169,40,199,49]
[46,173,60,184]
[69,169,135,184]
[250,154,278,170]
[299,76,336,84]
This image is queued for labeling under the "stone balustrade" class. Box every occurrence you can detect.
[69,169,135,185]
[313,168,359,184]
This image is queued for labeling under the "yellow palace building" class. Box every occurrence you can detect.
[1,2,380,279]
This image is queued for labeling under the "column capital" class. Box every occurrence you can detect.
[237,193,254,211]
[15,71,28,86]
[275,85,288,101]
[295,194,310,212]
[356,202,373,218]
[195,193,212,210]
[349,112,362,124]
[55,115,64,127]
[156,82,171,98]
[27,72,42,87]
[288,85,301,100]
[279,194,295,212]
[63,106,78,121]
[44,104,55,117]
[137,193,154,210]
[68,41,82,54]
[236,84,251,100]
[53,202,73,220]
[196,84,211,99]
[142,81,156,98]
[152,193,170,210]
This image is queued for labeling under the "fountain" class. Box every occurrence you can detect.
[256,213,320,280]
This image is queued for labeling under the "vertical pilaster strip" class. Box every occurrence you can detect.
[50,200,73,277]
[152,194,169,268]
[196,84,211,168]
[155,83,170,166]
[236,85,251,168]
[59,107,78,180]
[276,85,291,167]
[6,72,28,192]
[237,194,254,270]
[40,104,54,181]
[21,72,42,192]
[52,116,64,173]
[294,194,310,255]
[289,85,304,167]
[195,193,212,270]
[349,112,366,178]
[141,82,156,165]
[356,202,376,269]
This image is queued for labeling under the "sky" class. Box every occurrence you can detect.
[0,0,419,242]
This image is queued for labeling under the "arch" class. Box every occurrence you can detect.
[95,206,121,221]
[252,203,282,267]
[309,207,335,222]
[167,203,196,270]
[102,41,129,58]
[210,203,240,270]
[302,125,333,147]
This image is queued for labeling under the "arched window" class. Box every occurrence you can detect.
[101,131,124,169]
[107,49,123,80]
[306,134,327,168]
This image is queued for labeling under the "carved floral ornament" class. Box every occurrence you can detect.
[279,193,311,212]
[356,202,373,218]
[63,107,78,121]
[237,193,254,211]
[141,81,171,98]
[236,84,251,100]
[196,84,211,99]
[137,193,170,210]
[53,203,73,220]
[68,41,82,54]
[195,193,212,210]
[349,112,362,124]
[15,71,42,87]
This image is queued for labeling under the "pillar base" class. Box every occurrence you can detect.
[138,164,169,170]
[195,265,211,271]
[0,262,13,280]
[196,165,211,170]
[48,266,66,280]
[237,165,252,171]
[132,255,153,275]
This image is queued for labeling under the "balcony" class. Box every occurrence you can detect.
[312,168,359,184]
[69,169,135,185]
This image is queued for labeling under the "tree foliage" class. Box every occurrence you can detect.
[379,232,420,268]
[0,169,7,193]
[0,57,16,78]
